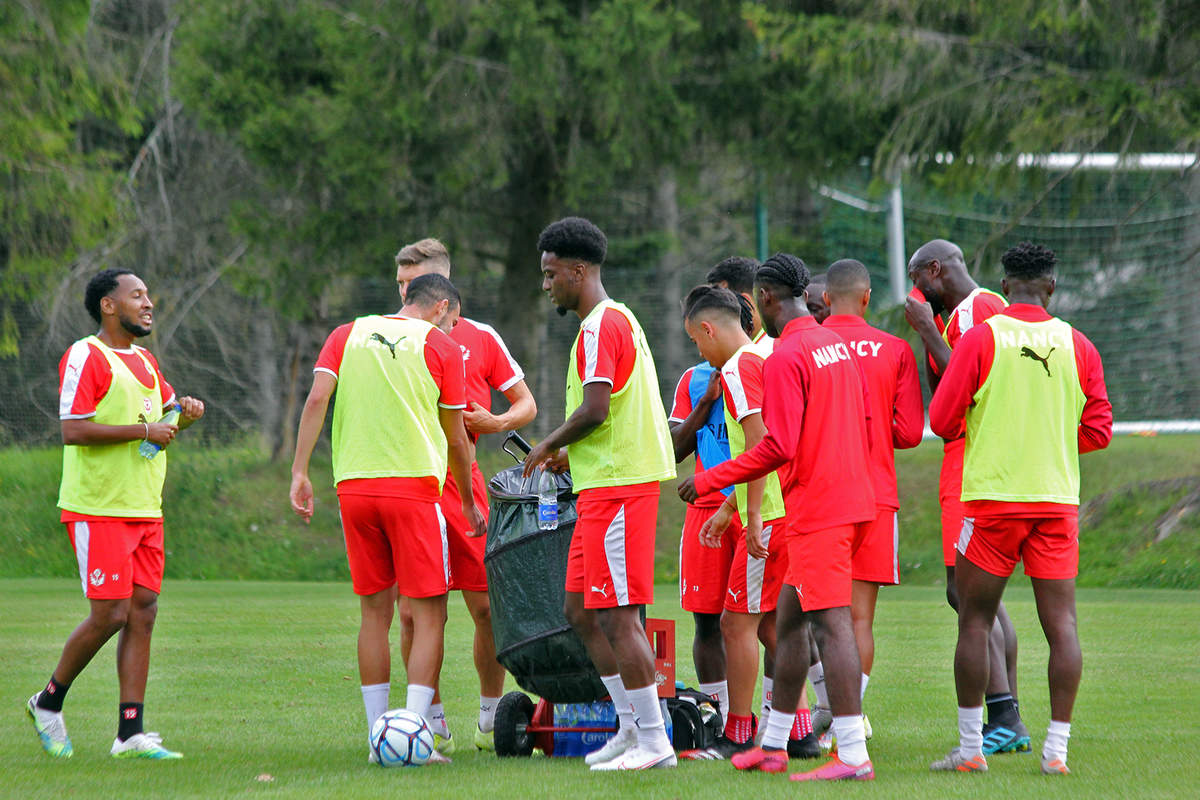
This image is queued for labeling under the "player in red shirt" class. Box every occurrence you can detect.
[927,243,1111,774]
[27,270,204,762]
[393,238,536,751]
[804,273,830,323]
[290,274,485,762]
[679,253,877,781]
[816,260,923,732]
[905,238,1029,752]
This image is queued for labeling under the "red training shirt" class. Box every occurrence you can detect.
[822,315,924,510]
[929,303,1113,517]
[694,316,876,533]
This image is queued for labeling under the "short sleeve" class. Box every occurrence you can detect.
[474,320,524,392]
[425,328,467,409]
[314,323,353,379]
[722,351,764,423]
[575,307,635,391]
[668,368,696,423]
[59,342,110,419]
[139,349,175,407]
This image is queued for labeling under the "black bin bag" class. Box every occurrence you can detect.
[484,463,606,703]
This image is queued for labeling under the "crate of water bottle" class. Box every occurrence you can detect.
[551,700,671,757]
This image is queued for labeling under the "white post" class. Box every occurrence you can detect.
[887,174,906,304]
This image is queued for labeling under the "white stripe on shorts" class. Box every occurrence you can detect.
[73,521,90,595]
[745,523,771,613]
[892,512,900,584]
[435,504,450,591]
[604,505,630,606]
[957,517,975,557]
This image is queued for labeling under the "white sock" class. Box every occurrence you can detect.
[860,672,870,703]
[479,695,501,733]
[760,676,774,719]
[832,714,869,765]
[957,705,984,757]
[698,680,729,727]
[600,674,635,729]
[405,684,436,725]
[626,684,669,750]
[427,702,449,737]
[762,704,793,750]
[1043,720,1071,763]
[361,683,389,737]
[808,662,829,708]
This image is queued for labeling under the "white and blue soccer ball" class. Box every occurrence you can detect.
[370,709,436,767]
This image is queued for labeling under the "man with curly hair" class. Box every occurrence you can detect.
[928,242,1112,775]
[523,216,678,770]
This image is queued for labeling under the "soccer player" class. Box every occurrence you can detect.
[522,216,677,770]
[678,285,809,761]
[393,238,536,751]
[706,256,767,340]
[289,274,486,763]
[28,269,204,760]
[814,259,923,732]
[904,238,1029,753]
[805,273,830,323]
[927,242,1111,775]
[679,253,877,781]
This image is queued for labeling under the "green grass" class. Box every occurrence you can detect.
[3,579,1196,798]
[3,433,1198,587]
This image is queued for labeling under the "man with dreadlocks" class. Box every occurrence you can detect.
[679,253,877,781]
[928,242,1111,776]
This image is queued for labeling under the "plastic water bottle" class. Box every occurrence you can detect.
[537,468,558,530]
[139,404,181,460]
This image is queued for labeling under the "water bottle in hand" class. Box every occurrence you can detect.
[139,404,181,460]
[537,467,559,530]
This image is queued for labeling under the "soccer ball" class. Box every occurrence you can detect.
[370,709,436,767]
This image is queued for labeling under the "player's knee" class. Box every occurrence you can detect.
[945,585,959,610]
[91,601,131,634]
[693,613,722,644]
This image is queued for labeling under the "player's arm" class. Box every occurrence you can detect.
[1074,331,1113,454]
[670,370,721,462]
[738,411,771,559]
[62,418,178,448]
[463,379,537,435]
[441,406,487,536]
[892,345,925,449]
[905,295,953,374]
[928,327,988,440]
[522,382,610,476]
[289,371,337,523]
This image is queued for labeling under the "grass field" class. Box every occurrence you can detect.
[4,579,1197,799]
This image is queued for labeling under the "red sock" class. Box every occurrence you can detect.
[791,708,812,739]
[725,713,754,744]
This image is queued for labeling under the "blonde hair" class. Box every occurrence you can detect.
[395,237,451,275]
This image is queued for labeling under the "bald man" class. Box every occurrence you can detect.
[905,240,1029,754]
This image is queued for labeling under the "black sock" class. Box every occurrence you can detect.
[118,703,144,742]
[985,693,1017,723]
[36,676,70,713]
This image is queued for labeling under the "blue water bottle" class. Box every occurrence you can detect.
[537,468,559,530]
[139,404,181,460]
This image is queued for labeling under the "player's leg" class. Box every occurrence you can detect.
[720,610,762,748]
[403,592,449,719]
[680,503,736,723]
[461,589,505,746]
[850,580,878,676]
[982,604,1029,753]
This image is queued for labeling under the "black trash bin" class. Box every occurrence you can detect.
[484,434,606,704]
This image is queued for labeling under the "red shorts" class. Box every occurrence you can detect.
[786,521,867,612]
[725,517,788,614]
[66,518,164,599]
[958,514,1079,580]
[440,463,491,592]
[338,493,449,598]
[679,503,738,614]
[566,484,658,609]
[940,438,966,567]
[852,507,900,585]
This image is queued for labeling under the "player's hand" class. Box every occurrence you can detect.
[523,440,565,477]
[677,475,699,503]
[144,422,178,447]
[463,401,504,435]
[290,473,314,523]
[701,369,723,404]
[464,501,487,538]
[698,504,733,549]
[745,512,768,559]
[179,396,205,422]
[904,295,937,333]
[544,448,569,473]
